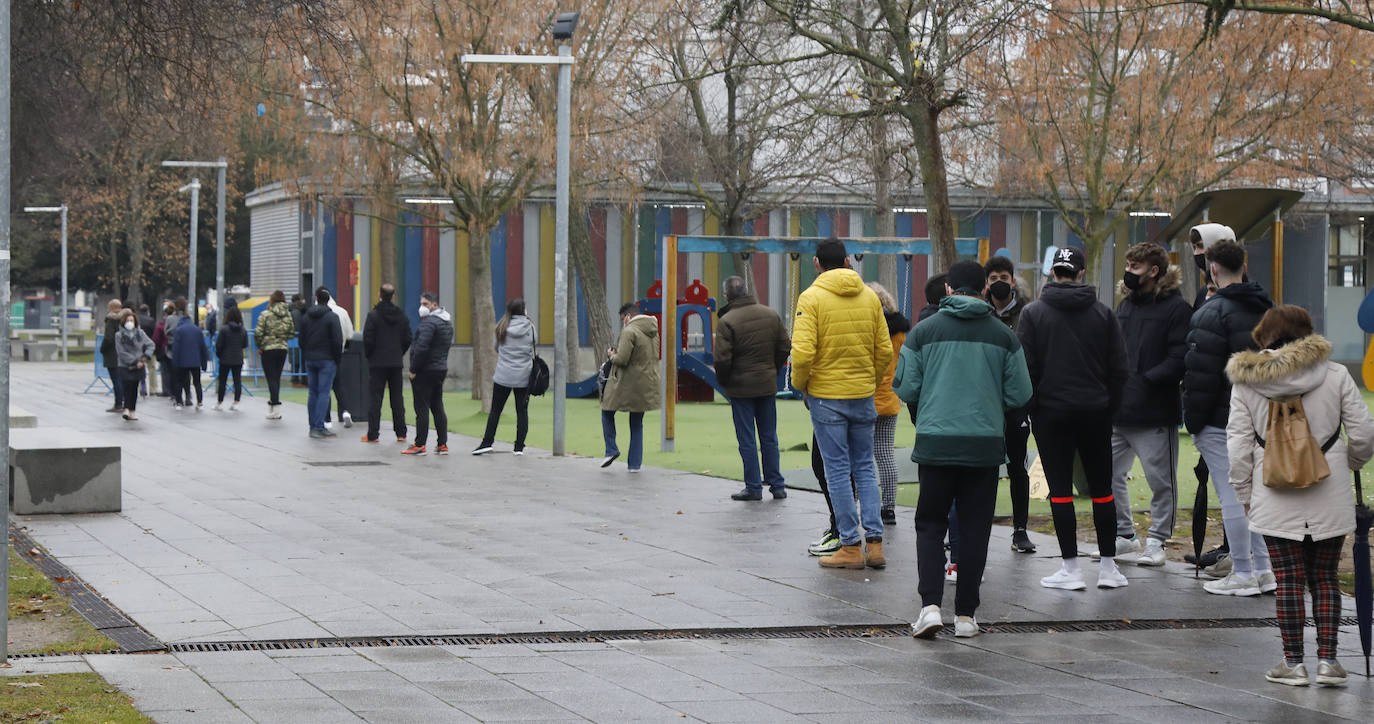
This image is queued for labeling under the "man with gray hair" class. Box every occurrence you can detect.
[715,275,792,501]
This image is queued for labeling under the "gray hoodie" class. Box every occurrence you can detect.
[493,315,536,388]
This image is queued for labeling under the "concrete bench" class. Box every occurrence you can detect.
[23,341,59,361]
[10,405,36,429]
[9,428,120,514]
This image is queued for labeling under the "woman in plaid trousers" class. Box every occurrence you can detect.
[1226,306,1374,687]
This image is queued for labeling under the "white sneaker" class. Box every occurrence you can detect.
[230,402,239,411]
[1258,570,1277,594]
[954,616,979,638]
[1041,566,1087,591]
[1092,535,1140,560]
[513,450,524,456]
[1136,538,1166,567]
[174,403,184,410]
[1203,554,1232,578]
[324,421,334,431]
[266,405,282,420]
[1097,568,1129,589]
[1203,572,1262,597]
[342,411,353,428]
[944,563,958,583]
[214,402,223,411]
[912,605,943,639]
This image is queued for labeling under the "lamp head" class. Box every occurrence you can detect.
[552,11,579,40]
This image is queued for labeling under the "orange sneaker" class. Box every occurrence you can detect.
[397,436,408,443]
[436,445,449,455]
[361,435,378,443]
[401,445,427,456]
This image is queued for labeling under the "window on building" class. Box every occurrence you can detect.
[1329,224,1364,287]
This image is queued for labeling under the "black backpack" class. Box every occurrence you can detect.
[528,355,550,396]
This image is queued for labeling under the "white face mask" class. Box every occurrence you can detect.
[417,305,431,318]
[123,321,136,330]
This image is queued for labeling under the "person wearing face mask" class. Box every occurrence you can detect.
[983,256,1034,554]
[403,292,453,455]
[1183,238,1276,596]
[1190,223,1234,309]
[115,309,155,421]
[1106,242,1193,567]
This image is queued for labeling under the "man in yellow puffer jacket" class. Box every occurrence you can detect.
[792,237,893,570]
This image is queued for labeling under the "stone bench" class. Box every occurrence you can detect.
[23,341,59,361]
[10,405,36,429]
[9,428,120,514]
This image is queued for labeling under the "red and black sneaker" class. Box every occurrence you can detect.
[435,445,449,455]
[401,445,427,456]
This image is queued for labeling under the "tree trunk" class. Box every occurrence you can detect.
[870,113,899,296]
[377,201,397,288]
[468,225,496,413]
[909,104,957,270]
[569,201,615,366]
[108,234,121,299]
[125,168,148,308]
[722,210,754,297]
[566,266,580,381]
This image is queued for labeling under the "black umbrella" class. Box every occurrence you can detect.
[1353,470,1372,678]
[1192,459,1210,579]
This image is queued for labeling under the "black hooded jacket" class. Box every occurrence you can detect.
[1183,281,1273,433]
[1016,282,1128,415]
[298,304,343,362]
[363,300,413,368]
[1113,267,1194,427]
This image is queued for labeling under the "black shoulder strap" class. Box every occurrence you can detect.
[1255,424,1342,451]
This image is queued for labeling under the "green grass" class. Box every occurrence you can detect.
[0,673,151,723]
[7,548,118,655]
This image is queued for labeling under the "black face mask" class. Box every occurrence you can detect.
[1123,271,1143,291]
[988,281,1012,301]
[1194,253,1207,271]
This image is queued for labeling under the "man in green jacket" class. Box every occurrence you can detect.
[896,260,1032,640]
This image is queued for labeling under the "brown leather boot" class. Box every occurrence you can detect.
[819,544,865,569]
[865,541,886,569]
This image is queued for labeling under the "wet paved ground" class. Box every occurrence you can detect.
[6,362,1372,722]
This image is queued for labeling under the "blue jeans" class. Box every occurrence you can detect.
[602,410,644,469]
[305,359,337,432]
[809,396,883,546]
[731,395,784,493]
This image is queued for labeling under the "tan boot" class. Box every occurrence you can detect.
[819,544,865,569]
[866,541,886,569]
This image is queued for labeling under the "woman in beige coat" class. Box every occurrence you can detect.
[1226,306,1374,687]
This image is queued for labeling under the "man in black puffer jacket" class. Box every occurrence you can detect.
[1184,238,1275,596]
[404,292,454,455]
[1109,243,1193,566]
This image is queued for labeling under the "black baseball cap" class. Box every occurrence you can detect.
[1051,246,1086,275]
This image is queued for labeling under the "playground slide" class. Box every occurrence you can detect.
[566,373,600,399]
[677,352,730,399]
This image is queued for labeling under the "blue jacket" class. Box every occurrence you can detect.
[170,317,209,370]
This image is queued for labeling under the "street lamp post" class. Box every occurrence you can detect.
[178,179,201,320]
[163,159,228,310]
[462,11,578,456]
[22,205,67,361]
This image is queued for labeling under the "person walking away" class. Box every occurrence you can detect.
[917,272,964,576]
[1108,242,1192,566]
[317,289,356,429]
[474,299,535,455]
[918,274,947,323]
[716,276,792,501]
[791,237,892,570]
[1017,246,1130,591]
[100,299,126,413]
[213,306,248,410]
[600,303,661,471]
[255,290,295,420]
[1185,238,1277,595]
[137,304,158,396]
[154,302,181,401]
[404,293,453,455]
[1225,306,1374,686]
[362,283,412,443]
[897,261,1033,638]
[115,309,155,421]
[865,282,909,522]
[985,256,1036,554]
[299,287,343,438]
[290,294,308,387]
[170,313,209,410]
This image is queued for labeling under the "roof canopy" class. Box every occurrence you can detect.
[1151,187,1305,246]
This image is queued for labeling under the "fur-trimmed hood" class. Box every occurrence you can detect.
[1226,334,1332,398]
[1115,265,1182,300]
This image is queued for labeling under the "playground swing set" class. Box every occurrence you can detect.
[650,233,990,452]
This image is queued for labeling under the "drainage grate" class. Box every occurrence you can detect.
[166,617,1342,653]
[306,461,390,467]
[10,526,166,654]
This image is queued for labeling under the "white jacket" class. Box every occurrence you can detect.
[1226,335,1374,542]
[327,297,354,351]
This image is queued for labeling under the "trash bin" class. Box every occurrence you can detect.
[336,332,370,422]
[23,297,53,330]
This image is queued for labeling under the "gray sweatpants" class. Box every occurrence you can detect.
[1110,426,1179,542]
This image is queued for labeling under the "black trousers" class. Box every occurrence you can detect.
[217,364,243,403]
[1033,408,1117,559]
[261,349,287,405]
[174,367,203,406]
[1005,409,1031,530]
[916,464,998,616]
[411,370,447,446]
[480,383,530,450]
[121,367,144,412]
[367,366,407,441]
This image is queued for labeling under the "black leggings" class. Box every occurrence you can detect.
[1005,409,1031,530]
[1033,408,1116,559]
[175,367,203,406]
[261,349,287,405]
[481,383,530,449]
[121,367,144,412]
[217,364,243,403]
